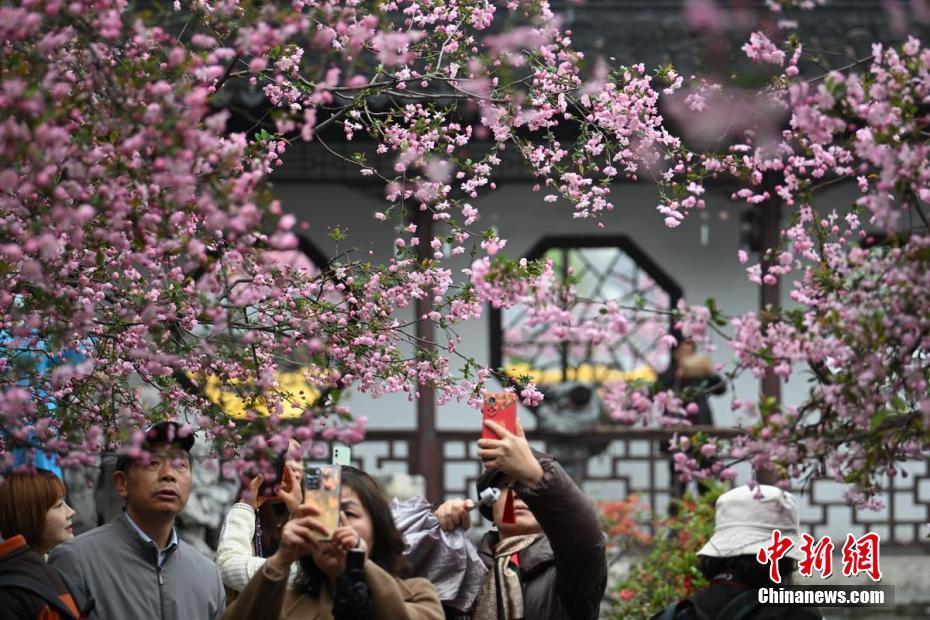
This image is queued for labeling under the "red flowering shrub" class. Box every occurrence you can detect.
[606,483,724,620]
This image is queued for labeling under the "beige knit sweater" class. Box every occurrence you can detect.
[215,502,299,592]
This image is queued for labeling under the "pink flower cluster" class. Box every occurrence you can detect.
[1,0,926,510]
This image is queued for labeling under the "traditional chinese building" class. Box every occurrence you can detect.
[254,1,929,609]
[57,1,929,613]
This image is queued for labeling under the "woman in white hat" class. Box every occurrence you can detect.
[651,484,823,620]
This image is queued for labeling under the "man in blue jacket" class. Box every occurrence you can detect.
[49,421,225,619]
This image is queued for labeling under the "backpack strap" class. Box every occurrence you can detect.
[714,588,762,620]
[0,574,79,620]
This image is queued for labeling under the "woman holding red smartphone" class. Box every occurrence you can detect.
[434,395,608,620]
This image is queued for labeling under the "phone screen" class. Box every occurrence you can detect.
[481,392,517,440]
[304,464,342,540]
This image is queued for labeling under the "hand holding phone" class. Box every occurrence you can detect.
[257,454,287,498]
[241,453,286,508]
[480,392,519,524]
[481,392,517,440]
[477,391,545,524]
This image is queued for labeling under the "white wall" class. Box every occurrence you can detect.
[278,179,788,430]
[277,179,930,545]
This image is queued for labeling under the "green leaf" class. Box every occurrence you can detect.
[870,410,889,431]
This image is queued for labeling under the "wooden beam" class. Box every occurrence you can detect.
[411,207,443,503]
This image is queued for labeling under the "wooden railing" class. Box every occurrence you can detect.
[349,426,930,551]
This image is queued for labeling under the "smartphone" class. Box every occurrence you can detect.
[257,453,287,498]
[481,392,518,440]
[345,549,366,579]
[304,464,342,540]
[331,444,351,466]
[242,452,286,499]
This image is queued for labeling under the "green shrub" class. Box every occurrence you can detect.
[606,482,726,620]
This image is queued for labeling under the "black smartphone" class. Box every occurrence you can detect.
[252,452,287,499]
[345,549,365,577]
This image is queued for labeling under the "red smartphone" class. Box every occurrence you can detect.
[481,392,517,440]
[481,392,518,524]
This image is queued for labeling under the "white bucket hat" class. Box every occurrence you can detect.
[697,484,803,561]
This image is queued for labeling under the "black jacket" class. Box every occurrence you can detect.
[0,535,82,619]
[650,581,823,620]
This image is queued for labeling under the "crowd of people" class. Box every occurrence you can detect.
[0,419,821,620]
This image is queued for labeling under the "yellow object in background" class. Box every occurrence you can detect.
[503,361,656,385]
[199,370,322,419]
